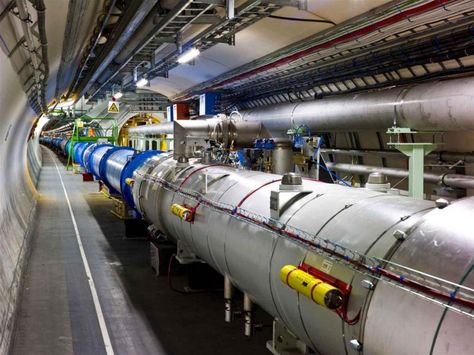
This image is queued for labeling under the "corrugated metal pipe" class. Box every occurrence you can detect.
[240,76,474,134]
[325,162,474,189]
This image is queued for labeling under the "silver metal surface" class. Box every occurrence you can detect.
[241,77,474,133]
[272,142,294,175]
[128,122,174,135]
[103,148,135,193]
[89,145,114,178]
[281,173,302,186]
[82,143,98,173]
[128,156,474,354]
[326,162,474,189]
[321,148,474,164]
[367,172,387,185]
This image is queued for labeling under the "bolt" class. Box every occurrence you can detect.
[435,198,450,209]
[350,339,363,351]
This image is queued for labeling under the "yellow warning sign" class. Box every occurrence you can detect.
[108,101,120,113]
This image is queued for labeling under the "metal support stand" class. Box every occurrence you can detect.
[266,319,310,355]
[387,128,437,199]
[224,275,234,323]
[243,293,254,337]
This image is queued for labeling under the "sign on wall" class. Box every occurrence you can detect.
[108,101,120,113]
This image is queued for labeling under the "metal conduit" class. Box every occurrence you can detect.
[240,76,474,133]
[325,162,474,190]
[128,122,174,135]
[321,149,474,164]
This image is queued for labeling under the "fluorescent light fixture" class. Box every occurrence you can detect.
[113,91,123,99]
[136,78,149,87]
[135,78,148,88]
[177,47,200,64]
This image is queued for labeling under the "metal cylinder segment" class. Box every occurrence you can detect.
[241,76,474,133]
[127,156,474,355]
[82,143,97,171]
[101,147,135,193]
[73,142,92,165]
[88,144,114,179]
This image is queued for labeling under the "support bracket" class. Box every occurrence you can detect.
[387,127,439,199]
[266,319,310,355]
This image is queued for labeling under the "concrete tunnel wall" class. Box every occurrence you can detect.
[0,48,42,354]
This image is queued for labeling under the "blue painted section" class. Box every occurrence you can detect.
[199,93,219,115]
[73,142,92,165]
[120,150,162,210]
[87,144,113,178]
[98,146,134,194]
[166,105,173,121]
[64,140,72,156]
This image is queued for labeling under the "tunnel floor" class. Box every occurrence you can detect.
[10,147,272,355]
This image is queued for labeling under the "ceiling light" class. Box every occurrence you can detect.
[136,78,149,87]
[177,47,200,64]
[113,91,123,99]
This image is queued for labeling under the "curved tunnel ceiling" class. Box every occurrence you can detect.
[147,0,392,97]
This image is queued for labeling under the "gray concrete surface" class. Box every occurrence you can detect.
[10,147,271,355]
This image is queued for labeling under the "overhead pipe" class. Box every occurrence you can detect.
[76,0,157,98]
[325,162,474,190]
[240,76,474,134]
[16,0,47,112]
[128,122,174,135]
[321,148,474,164]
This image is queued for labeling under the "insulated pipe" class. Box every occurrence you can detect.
[73,142,92,164]
[88,144,114,179]
[322,148,474,164]
[101,147,135,193]
[129,157,474,355]
[82,143,98,171]
[128,122,174,135]
[240,77,474,133]
[325,162,474,189]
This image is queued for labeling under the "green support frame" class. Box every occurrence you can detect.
[66,117,118,170]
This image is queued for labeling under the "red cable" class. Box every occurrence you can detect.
[235,179,280,209]
[178,164,229,189]
[202,0,452,92]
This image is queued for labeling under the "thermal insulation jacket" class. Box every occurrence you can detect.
[88,144,114,179]
[126,156,474,355]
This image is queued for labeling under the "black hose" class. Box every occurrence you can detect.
[268,15,335,25]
